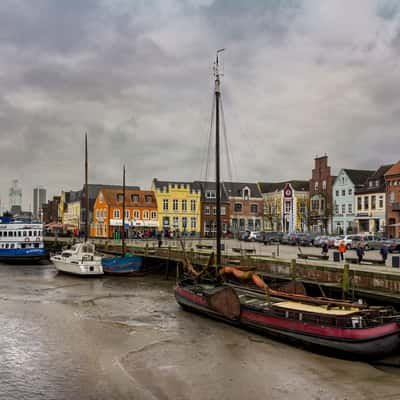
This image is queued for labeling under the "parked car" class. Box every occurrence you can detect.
[351,234,384,251]
[382,239,400,253]
[248,231,263,242]
[280,233,290,245]
[297,233,314,247]
[263,231,283,244]
[333,235,358,249]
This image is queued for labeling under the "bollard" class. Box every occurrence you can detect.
[290,259,297,280]
[277,243,280,257]
[342,264,350,299]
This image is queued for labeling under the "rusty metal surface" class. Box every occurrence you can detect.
[206,286,241,320]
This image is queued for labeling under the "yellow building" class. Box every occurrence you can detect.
[151,179,201,235]
[258,181,310,232]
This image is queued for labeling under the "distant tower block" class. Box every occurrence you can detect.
[9,179,22,209]
[33,187,47,219]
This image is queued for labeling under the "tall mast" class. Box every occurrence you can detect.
[121,164,126,255]
[84,132,89,242]
[214,49,224,268]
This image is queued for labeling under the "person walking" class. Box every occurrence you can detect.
[338,240,346,261]
[380,245,388,264]
[322,241,329,257]
[356,243,365,264]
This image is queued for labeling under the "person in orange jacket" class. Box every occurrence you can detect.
[338,240,346,261]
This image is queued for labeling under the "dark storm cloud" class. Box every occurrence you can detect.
[1,0,400,210]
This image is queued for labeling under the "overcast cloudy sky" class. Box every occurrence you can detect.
[1,0,400,210]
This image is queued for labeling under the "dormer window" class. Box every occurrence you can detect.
[206,191,216,199]
[117,193,124,203]
[243,187,250,200]
[131,194,139,202]
[369,181,373,188]
[144,195,153,202]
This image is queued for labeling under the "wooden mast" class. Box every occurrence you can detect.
[121,164,126,256]
[214,49,224,268]
[84,132,89,242]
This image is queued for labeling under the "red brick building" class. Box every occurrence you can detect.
[309,155,335,234]
[385,161,400,238]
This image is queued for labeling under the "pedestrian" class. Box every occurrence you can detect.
[157,231,162,248]
[322,241,329,257]
[380,245,388,264]
[338,240,346,261]
[356,244,365,264]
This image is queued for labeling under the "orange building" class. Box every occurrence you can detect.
[90,188,158,239]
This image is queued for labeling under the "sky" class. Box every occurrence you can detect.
[1,0,400,210]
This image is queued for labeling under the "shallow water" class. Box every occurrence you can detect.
[0,262,399,400]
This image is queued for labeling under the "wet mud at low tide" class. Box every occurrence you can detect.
[0,262,399,400]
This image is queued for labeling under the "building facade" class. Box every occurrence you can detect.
[151,179,201,236]
[354,165,392,234]
[33,187,46,220]
[332,169,373,234]
[309,155,334,234]
[195,181,230,237]
[385,161,400,238]
[259,181,309,233]
[90,188,158,239]
[224,182,263,234]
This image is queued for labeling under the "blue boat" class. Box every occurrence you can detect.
[0,216,47,263]
[102,254,143,275]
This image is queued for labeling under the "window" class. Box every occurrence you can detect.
[151,211,157,219]
[348,189,352,195]
[364,196,369,210]
[162,216,170,227]
[348,204,352,214]
[132,194,139,202]
[320,199,325,211]
[213,207,216,215]
[125,210,130,219]
[379,196,384,209]
[23,231,26,237]
[336,190,339,197]
[191,217,196,229]
[144,195,153,202]
[341,204,345,215]
[243,189,250,199]
[143,211,149,219]
[315,181,319,190]
[114,210,120,219]
[190,200,196,211]
[322,180,326,190]
[371,195,376,210]
[311,199,319,210]
[285,202,291,213]
[182,217,187,228]
[341,190,345,196]
[8,231,12,237]
[117,193,124,203]
[173,216,179,228]
[234,203,242,212]
[390,192,395,203]
[250,204,258,213]
[221,206,226,216]
[205,206,210,215]
[29,231,32,236]
[300,203,306,214]
[357,197,362,211]
[182,200,187,211]
[206,191,216,199]
[163,199,169,211]
[133,210,140,219]
[369,181,373,188]
[173,199,178,211]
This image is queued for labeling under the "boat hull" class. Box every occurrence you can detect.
[175,286,400,359]
[102,255,143,276]
[51,258,104,276]
[0,248,48,264]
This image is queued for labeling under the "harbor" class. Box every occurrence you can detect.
[1,261,399,400]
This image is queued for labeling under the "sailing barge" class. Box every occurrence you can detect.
[174,51,400,359]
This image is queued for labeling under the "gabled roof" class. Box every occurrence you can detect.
[355,165,393,194]
[99,188,156,207]
[342,169,374,187]
[385,161,400,177]
[193,181,229,202]
[223,182,262,198]
[258,180,309,194]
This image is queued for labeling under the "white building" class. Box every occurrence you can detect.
[332,169,373,234]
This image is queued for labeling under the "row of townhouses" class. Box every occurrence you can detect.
[41,156,400,238]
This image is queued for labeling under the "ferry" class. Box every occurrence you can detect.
[0,216,47,263]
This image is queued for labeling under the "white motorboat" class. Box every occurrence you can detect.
[51,242,103,276]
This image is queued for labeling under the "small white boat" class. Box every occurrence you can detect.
[51,242,103,276]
